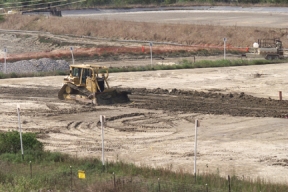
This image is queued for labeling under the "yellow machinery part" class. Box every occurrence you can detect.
[65,86,73,94]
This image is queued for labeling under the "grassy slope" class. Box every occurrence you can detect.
[0,152,287,191]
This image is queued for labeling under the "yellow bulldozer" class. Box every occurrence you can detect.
[58,64,130,105]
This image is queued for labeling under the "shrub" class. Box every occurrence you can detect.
[0,131,43,154]
[10,72,18,78]
[44,151,67,162]
[0,15,4,23]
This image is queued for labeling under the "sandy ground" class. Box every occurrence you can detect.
[1,63,288,184]
[66,9,288,28]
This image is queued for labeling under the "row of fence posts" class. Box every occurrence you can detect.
[19,114,232,191]
[111,171,234,192]
[20,113,230,192]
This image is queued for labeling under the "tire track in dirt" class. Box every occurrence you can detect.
[40,112,183,154]
[3,85,288,159]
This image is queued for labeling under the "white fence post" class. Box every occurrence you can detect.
[223,38,227,60]
[194,119,200,179]
[100,115,106,167]
[17,104,24,160]
[70,47,74,64]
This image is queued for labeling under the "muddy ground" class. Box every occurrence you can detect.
[1,63,288,184]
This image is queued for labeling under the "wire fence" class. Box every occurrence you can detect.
[0,160,226,192]
[20,161,284,192]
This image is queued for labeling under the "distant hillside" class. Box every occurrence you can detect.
[0,14,287,48]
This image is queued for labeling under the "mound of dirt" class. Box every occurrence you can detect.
[123,88,288,118]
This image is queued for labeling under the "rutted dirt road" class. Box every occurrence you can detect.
[1,63,288,184]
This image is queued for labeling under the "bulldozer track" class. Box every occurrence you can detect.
[66,82,92,97]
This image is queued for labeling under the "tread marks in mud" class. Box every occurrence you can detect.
[183,115,200,123]
[87,122,94,129]
[106,113,145,121]
[74,121,82,129]
[106,112,176,133]
[43,113,192,155]
[66,122,74,130]
[66,121,83,130]
[66,121,96,130]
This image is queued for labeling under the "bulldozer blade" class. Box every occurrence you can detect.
[95,89,130,105]
[58,84,68,100]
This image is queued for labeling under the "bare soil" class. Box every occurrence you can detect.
[1,63,288,184]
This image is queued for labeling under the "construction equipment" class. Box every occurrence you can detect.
[58,64,130,105]
[245,38,284,60]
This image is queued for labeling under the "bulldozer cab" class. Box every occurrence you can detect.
[71,67,91,85]
[69,65,109,92]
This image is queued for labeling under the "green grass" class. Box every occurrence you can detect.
[0,15,4,23]
[0,70,68,79]
[0,152,287,191]
[0,59,286,80]
[106,58,288,73]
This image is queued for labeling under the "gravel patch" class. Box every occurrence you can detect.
[0,58,69,74]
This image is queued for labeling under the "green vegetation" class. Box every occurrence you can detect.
[105,58,288,73]
[0,131,287,191]
[0,131,42,154]
[0,70,68,79]
[0,15,4,22]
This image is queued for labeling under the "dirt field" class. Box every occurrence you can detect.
[1,63,288,184]
[1,7,288,185]
[71,9,288,28]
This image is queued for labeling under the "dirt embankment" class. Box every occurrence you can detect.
[127,88,288,118]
